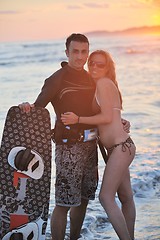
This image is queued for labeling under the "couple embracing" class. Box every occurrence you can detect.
[19,33,136,240]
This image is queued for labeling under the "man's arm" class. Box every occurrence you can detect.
[19,70,63,113]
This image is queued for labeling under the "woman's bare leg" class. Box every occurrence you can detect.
[99,146,135,240]
[118,169,136,240]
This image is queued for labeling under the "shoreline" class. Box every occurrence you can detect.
[45,196,160,240]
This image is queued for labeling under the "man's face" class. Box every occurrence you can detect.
[65,41,89,71]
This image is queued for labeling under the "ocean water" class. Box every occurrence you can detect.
[0,35,160,239]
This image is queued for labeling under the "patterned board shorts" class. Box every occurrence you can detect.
[55,141,98,207]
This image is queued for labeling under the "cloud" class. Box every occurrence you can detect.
[141,0,160,3]
[84,3,109,8]
[0,10,20,14]
[67,5,83,10]
[152,0,160,5]
[136,0,160,8]
[66,2,109,10]
[117,1,152,9]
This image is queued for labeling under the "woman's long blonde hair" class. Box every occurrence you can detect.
[88,50,123,108]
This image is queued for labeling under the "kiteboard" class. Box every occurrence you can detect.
[0,106,52,240]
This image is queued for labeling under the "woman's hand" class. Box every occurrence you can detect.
[121,118,130,133]
[61,112,79,125]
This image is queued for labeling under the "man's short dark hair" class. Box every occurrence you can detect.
[65,33,89,50]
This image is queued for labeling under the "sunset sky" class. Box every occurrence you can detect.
[0,0,160,42]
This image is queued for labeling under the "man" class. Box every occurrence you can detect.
[19,33,98,240]
[19,33,129,240]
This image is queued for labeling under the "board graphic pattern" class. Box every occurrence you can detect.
[0,106,52,239]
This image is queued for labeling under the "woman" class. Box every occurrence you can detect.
[61,50,136,240]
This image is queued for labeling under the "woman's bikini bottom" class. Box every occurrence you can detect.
[107,137,134,156]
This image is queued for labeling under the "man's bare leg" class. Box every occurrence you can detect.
[70,199,89,240]
[51,205,70,240]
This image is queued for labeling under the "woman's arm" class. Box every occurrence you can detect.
[61,113,130,134]
[61,78,130,132]
[61,79,115,125]
[61,114,131,137]
[61,111,109,125]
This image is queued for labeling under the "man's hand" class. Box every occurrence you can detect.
[121,118,130,133]
[18,102,35,113]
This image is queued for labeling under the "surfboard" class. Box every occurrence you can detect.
[0,106,52,240]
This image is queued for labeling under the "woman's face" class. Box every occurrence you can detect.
[88,53,107,80]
